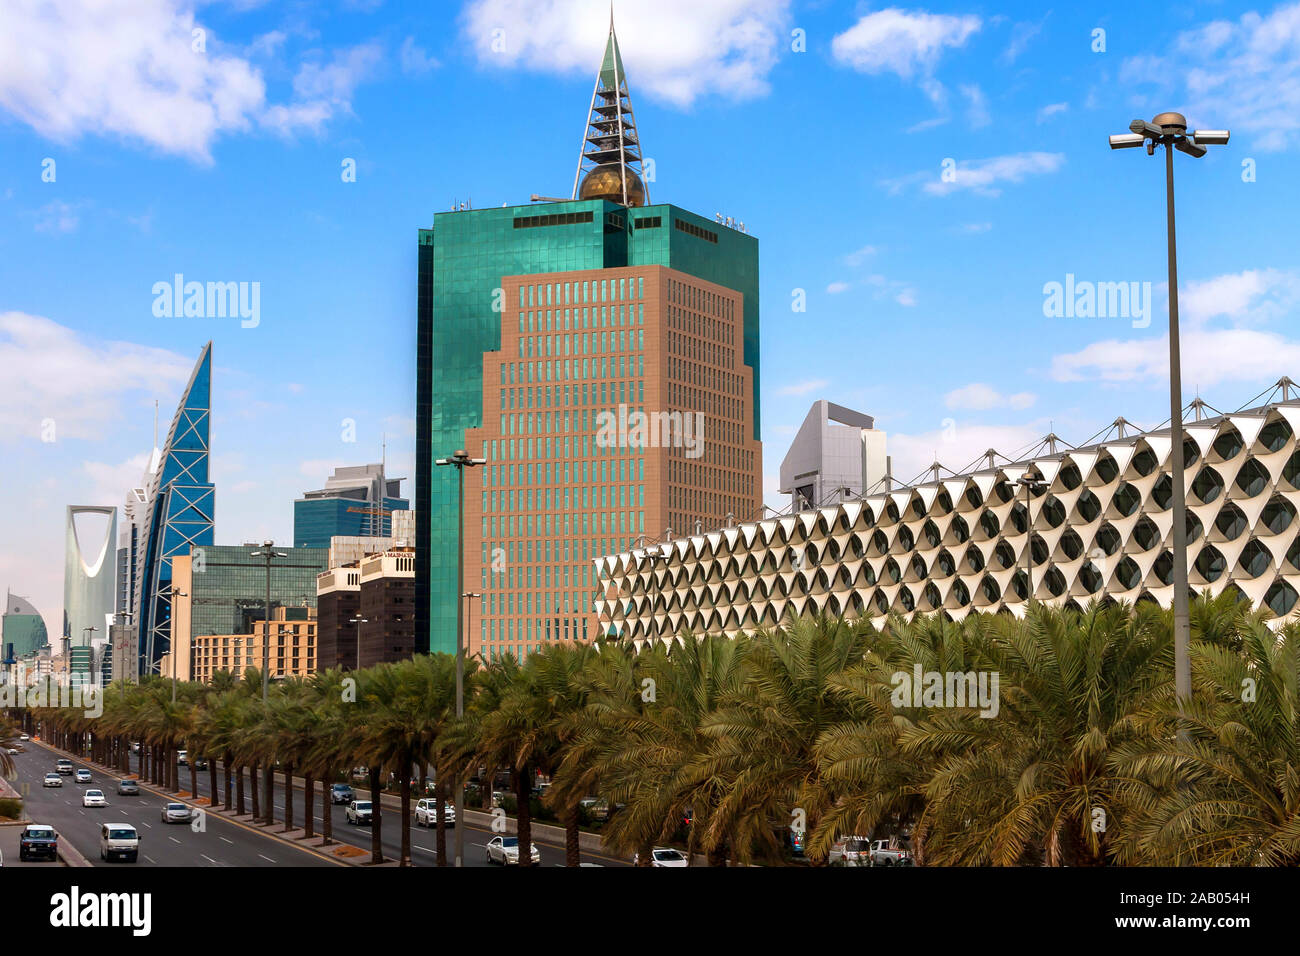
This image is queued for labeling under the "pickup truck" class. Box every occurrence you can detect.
[19,824,59,862]
[869,839,914,866]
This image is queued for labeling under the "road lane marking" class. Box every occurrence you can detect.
[258,854,276,863]
[169,837,182,844]
[220,837,233,845]
[201,854,218,865]
[144,856,156,864]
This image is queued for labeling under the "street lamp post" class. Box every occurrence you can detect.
[459,590,480,870]
[435,449,484,867]
[1110,114,1230,706]
[250,540,286,824]
[348,615,368,671]
[1016,476,1048,606]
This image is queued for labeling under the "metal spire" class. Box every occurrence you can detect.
[571,9,649,206]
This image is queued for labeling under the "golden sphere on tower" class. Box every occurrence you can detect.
[578,164,646,207]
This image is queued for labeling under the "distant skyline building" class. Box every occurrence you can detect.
[780,401,889,511]
[63,505,117,687]
[416,17,763,659]
[316,549,415,670]
[3,589,50,661]
[294,463,408,549]
[133,342,215,679]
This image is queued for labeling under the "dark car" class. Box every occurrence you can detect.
[330,783,355,805]
[117,778,140,795]
[19,824,59,862]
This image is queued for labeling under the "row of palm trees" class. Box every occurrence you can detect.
[5,591,1299,865]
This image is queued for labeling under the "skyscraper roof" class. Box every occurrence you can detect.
[572,10,649,207]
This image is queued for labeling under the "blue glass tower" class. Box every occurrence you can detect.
[134,342,215,677]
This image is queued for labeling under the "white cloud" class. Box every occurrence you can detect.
[826,281,851,294]
[33,200,81,234]
[944,382,1037,411]
[960,83,990,127]
[1119,3,1300,151]
[82,453,155,509]
[1051,269,1300,386]
[895,289,917,307]
[844,244,879,266]
[0,312,193,442]
[1037,101,1069,122]
[776,379,829,397]
[399,36,439,75]
[459,0,791,107]
[884,151,1065,196]
[0,0,380,162]
[832,8,981,79]
[1002,16,1047,64]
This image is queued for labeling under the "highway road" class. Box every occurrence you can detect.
[8,743,337,867]
[184,765,631,867]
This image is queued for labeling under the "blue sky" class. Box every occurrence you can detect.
[3,0,1300,632]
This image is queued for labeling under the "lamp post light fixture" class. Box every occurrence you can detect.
[169,591,188,704]
[249,539,286,827]
[348,615,368,671]
[458,590,481,870]
[1110,112,1229,708]
[435,448,485,866]
[1015,476,1048,604]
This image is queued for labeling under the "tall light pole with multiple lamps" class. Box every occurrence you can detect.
[250,540,286,824]
[1110,114,1229,706]
[435,448,485,866]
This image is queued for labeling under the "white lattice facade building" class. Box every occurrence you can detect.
[593,393,1300,644]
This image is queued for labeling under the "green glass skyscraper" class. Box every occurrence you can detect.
[415,18,763,656]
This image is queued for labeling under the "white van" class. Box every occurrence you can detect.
[100,823,140,863]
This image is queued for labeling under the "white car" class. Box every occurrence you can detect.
[485,836,540,865]
[43,772,62,788]
[828,836,871,866]
[19,734,29,741]
[634,847,689,868]
[4,747,17,755]
[75,769,92,784]
[82,789,107,808]
[160,802,191,824]
[177,750,188,766]
[346,800,373,825]
[414,798,455,828]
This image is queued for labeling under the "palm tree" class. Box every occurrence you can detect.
[1114,617,1300,865]
[303,668,353,846]
[906,601,1174,866]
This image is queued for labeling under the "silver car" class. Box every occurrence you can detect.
[485,836,540,865]
[161,802,192,824]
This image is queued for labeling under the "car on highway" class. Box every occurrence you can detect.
[43,772,62,788]
[19,733,29,741]
[193,756,208,770]
[117,778,140,795]
[19,824,58,862]
[869,839,914,866]
[161,802,192,824]
[82,789,108,808]
[414,798,455,827]
[346,800,373,825]
[330,783,355,805]
[56,758,73,775]
[4,747,17,755]
[100,824,139,863]
[633,847,689,868]
[485,836,540,865]
[75,769,92,784]
[177,750,188,766]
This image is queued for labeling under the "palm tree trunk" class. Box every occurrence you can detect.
[515,763,533,868]
[223,755,233,809]
[321,776,333,846]
[236,764,246,815]
[435,783,446,866]
[208,760,218,807]
[563,804,581,867]
[263,764,274,826]
[636,840,654,867]
[399,773,412,866]
[304,772,315,838]
[283,765,294,831]
[369,765,383,865]
[137,740,145,778]
[249,761,260,819]
[189,761,197,799]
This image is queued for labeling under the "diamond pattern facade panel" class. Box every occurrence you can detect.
[594,400,1300,644]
